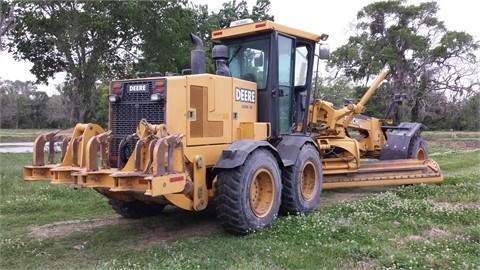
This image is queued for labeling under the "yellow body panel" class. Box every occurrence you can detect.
[164,76,188,135]
[212,20,321,42]
[183,144,227,167]
[185,75,231,145]
[166,74,260,165]
[146,173,187,196]
[237,122,270,140]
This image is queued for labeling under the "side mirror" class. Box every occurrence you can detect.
[254,52,264,67]
[319,44,330,60]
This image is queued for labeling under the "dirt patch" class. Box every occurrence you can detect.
[28,188,394,243]
[134,219,223,247]
[29,208,224,246]
[29,217,129,240]
[433,202,480,211]
[428,140,480,150]
[353,258,379,270]
[427,226,450,237]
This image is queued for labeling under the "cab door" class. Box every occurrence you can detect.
[277,35,295,134]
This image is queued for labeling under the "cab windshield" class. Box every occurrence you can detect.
[227,38,270,89]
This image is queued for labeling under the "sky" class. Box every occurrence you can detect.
[0,0,477,95]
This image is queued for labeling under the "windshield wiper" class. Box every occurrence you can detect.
[229,44,244,65]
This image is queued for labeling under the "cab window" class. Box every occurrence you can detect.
[227,38,270,89]
[295,45,308,87]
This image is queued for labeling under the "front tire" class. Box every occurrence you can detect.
[280,144,322,215]
[407,136,428,160]
[215,149,282,235]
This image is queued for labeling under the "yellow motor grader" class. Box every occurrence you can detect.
[23,20,442,235]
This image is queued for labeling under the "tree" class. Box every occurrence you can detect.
[136,0,274,75]
[327,0,479,122]
[133,1,199,75]
[0,79,39,128]
[27,91,48,128]
[44,85,72,129]
[214,0,274,29]
[455,93,480,131]
[5,0,274,128]
[0,0,15,51]
[313,74,355,107]
[89,84,109,128]
[7,1,150,123]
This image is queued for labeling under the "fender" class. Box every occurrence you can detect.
[213,140,281,170]
[276,135,317,167]
[380,122,425,160]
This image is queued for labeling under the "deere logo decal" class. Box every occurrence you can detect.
[235,87,255,103]
[128,84,147,92]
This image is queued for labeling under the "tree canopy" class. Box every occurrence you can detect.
[5,0,273,124]
[327,0,479,123]
[0,0,15,50]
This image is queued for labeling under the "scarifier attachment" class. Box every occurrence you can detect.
[23,123,105,181]
[49,124,106,184]
[23,119,193,205]
[70,130,114,189]
[107,133,189,195]
[23,130,61,180]
[22,119,196,211]
[143,134,189,197]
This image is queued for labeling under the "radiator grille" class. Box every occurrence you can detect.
[109,80,166,167]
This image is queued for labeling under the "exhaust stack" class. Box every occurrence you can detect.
[190,33,205,74]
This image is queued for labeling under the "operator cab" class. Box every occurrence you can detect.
[212,20,329,140]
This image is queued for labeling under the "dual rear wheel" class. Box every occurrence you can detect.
[215,145,323,235]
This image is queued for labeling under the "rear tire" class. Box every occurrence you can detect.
[108,199,166,219]
[407,136,428,160]
[215,149,282,235]
[280,144,322,215]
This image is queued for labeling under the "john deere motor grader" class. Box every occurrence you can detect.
[23,20,443,235]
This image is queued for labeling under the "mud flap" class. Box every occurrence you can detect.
[380,122,425,160]
[213,140,280,171]
[275,135,316,167]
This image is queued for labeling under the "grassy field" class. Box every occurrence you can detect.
[0,129,52,143]
[0,131,479,269]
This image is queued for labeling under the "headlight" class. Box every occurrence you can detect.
[150,93,162,101]
[108,95,120,103]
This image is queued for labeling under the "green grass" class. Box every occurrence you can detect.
[0,133,479,269]
[0,129,51,143]
[430,150,480,176]
[422,131,480,140]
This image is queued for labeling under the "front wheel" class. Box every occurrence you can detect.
[280,144,322,215]
[215,149,282,235]
[407,136,428,160]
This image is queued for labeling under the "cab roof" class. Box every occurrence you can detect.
[211,20,321,42]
